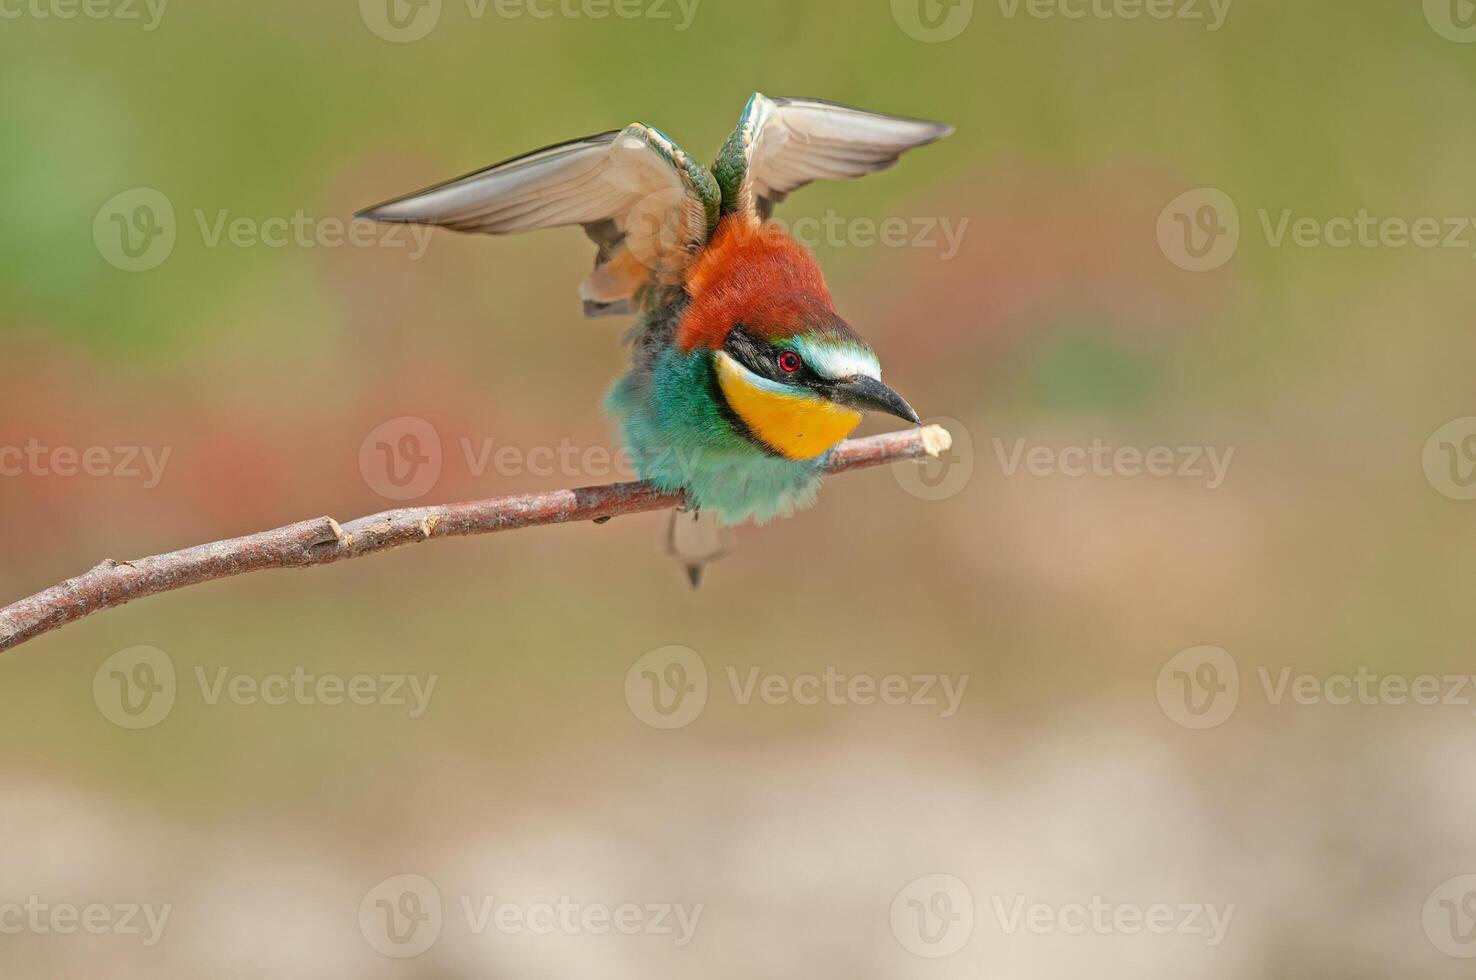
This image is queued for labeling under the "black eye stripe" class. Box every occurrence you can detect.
[724,325,823,388]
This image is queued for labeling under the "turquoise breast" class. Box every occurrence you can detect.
[605,344,829,525]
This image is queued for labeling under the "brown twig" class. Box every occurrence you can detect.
[0,425,952,653]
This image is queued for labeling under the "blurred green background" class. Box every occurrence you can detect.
[4,0,1476,976]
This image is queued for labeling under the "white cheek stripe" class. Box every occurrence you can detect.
[794,341,882,381]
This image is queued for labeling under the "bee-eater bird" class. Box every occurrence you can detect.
[358,94,951,580]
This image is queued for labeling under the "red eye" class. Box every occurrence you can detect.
[777,351,801,373]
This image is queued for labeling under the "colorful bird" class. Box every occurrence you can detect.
[358,93,951,582]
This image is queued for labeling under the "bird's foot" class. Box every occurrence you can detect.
[664,504,734,590]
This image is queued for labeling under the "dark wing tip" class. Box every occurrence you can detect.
[354,204,404,223]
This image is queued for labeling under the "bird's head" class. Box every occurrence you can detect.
[678,219,919,461]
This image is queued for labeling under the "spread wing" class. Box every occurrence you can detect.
[713,93,954,221]
[357,124,721,317]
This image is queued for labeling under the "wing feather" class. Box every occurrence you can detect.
[357,125,721,317]
[714,93,953,220]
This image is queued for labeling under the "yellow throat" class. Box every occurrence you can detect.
[714,351,862,460]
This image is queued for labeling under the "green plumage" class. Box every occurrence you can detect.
[356,93,950,534]
[604,306,828,525]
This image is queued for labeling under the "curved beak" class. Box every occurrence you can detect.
[826,375,921,425]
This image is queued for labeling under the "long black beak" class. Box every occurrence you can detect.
[826,375,921,424]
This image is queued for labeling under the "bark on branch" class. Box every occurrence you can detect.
[0,425,952,653]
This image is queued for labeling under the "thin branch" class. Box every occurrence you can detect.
[0,425,952,653]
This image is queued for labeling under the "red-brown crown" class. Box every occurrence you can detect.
[677,217,843,352]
